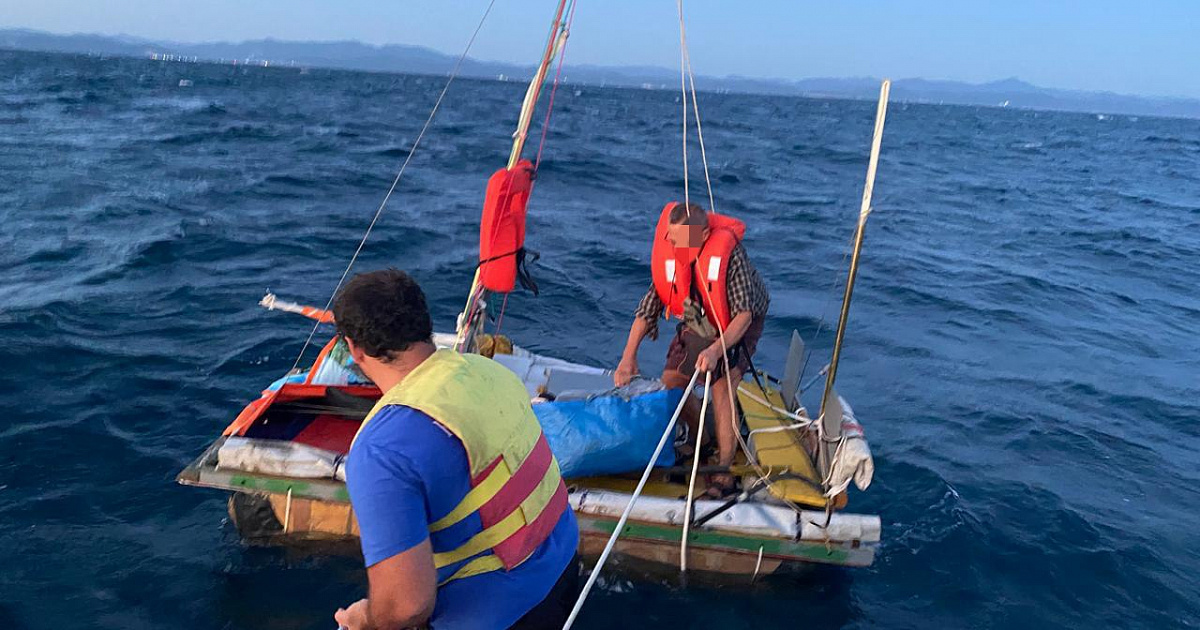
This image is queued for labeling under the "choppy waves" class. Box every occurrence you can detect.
[1,50,1199,629]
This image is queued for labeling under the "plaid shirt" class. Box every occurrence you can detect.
[635,242,770,339]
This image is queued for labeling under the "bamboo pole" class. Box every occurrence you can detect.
[680,372,712,573]
[817,79,890,479]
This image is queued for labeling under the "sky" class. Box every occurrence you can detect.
[5,0,1199,99]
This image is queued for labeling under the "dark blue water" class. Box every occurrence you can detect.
[2,49,1198,629]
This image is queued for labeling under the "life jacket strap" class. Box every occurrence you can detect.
[433,507,525,567]
[438,554,506,586]
[428,462,510,532]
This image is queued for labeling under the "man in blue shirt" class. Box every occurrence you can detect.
[330,269,579,630]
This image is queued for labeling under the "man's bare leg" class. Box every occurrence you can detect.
[661,368,702,450]
[708,367,743,495]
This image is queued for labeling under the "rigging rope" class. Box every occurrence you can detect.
[677,0,689,210]
[562,370,701,630]
[678,14,716,215]
[508,0,574,168]
[288,0,499,374]
[675,1,885,513]
[534,0,577,172]
[675,0,815,518]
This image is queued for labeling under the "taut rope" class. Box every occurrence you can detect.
[289,0,499,374]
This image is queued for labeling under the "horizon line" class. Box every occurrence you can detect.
[5,25,1200,105]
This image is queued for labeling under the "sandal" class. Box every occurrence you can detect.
[703,473,738,499]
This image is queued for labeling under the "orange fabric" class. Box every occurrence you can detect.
[300,306,335,323]
[650,202,746,329]
[479,160,534,293]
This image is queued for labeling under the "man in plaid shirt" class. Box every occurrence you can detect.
[614,203,770,497]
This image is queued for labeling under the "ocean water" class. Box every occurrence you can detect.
[1,49,1198,629]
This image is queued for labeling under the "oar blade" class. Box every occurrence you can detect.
[780,330,805,409]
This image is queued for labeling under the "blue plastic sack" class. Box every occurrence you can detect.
[534,388,682,478]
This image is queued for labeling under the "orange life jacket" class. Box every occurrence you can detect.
[650,202,746,331]
[352,350,568,584]
[478,160,534,293]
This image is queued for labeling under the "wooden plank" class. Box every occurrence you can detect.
[267,494,359,537]
[178,457,352,503]
[577,514,875,568]
[567,474,700,501]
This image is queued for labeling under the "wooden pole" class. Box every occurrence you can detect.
[817,79,890,479]
[680,372,712,573]
[507,0,570,168]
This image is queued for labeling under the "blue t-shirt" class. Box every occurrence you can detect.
[346,404,578,630]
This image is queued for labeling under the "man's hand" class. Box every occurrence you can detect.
[614,354,639,387]
[695,344,724,374]
[334,598,369,630]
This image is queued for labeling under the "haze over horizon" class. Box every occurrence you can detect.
[4,0,1198,100]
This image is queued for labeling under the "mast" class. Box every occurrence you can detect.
[453,0,573,352]
[817,79,890,480]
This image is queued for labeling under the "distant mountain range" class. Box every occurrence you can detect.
[3,28,1198,119]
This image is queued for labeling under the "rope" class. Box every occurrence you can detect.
[288,0,499,374]
[493,291,510,336]
[680,371,712,573]
[676,0,689,209]
[820,434,851,497]
[534,0,577,173]
[677,2,716,215]
[508,0,572,168]
[737,384,811,424]
[562,370,701,630]
[674,0,813,519]
[673,1,872,515]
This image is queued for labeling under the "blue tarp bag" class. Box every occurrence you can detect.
[534,388,682,478]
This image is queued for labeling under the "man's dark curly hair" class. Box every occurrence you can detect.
[332,269,433,360]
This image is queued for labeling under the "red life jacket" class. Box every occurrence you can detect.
[650,202,746,331]
[478,160,534,293]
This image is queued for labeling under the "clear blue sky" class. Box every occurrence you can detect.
[6,0,1198,99]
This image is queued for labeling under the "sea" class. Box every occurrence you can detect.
[1,49,1198,630]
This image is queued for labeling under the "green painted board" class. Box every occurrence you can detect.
[577,515,874,567]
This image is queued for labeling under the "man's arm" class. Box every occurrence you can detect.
[337,414,441,630]
[367,540,437,628]
[616,284,664,386]
[716,311,754,348]
[695,311,753,373]
[695,243,768,373]
[615,317,651,386]
[334,542,436,630]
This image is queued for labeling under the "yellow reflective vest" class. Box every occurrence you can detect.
[352,349,568,583]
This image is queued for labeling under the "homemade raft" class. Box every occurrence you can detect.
[178,0,892,582]
[179,332,881,573]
